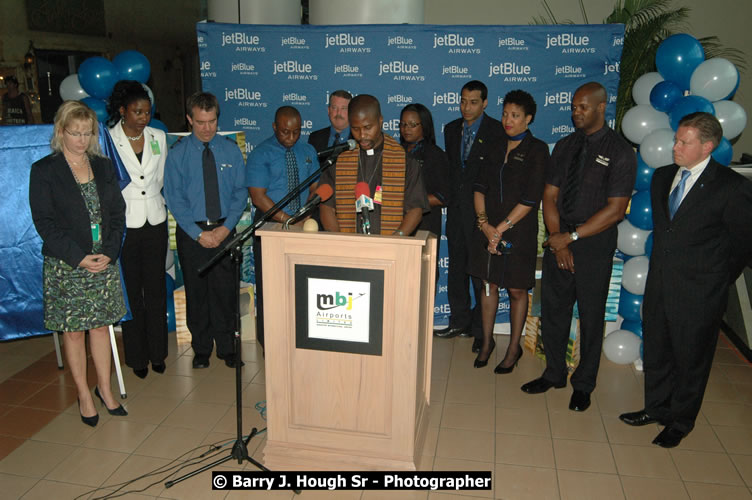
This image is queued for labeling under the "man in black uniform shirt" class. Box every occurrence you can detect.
[521,82,636,412]
[437,80,505,353]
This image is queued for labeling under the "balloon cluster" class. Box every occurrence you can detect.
[58,50,167,132]
[606,33,747,365]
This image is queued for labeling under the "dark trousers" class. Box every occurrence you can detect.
[541,227,616,393]
[252,228,265,349]
[120,221,168,369]
[446,206,482,338]
[176,225,236,358]
[643,272,725,434]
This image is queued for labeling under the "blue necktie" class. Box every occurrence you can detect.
[202,142,221,220]
[285,149,300,212]
[668,169,691,219]
[333,132,341,145]
[462,126,473,164]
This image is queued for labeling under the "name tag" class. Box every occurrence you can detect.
[374,185,383,204]
[150,140,161,155]
[91,223,101,242]
[595,155,610,166]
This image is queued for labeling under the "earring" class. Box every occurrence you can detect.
[120,116,126,126]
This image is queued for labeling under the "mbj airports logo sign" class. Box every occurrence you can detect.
[308,278,371,343]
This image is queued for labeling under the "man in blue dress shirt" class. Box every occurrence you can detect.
[308,90,352,153]
[164,92,248,369]
[247,106,319,350]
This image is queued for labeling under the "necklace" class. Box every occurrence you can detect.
[122,122,144,141]
[65,155,91,184]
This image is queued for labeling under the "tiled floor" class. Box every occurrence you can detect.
[0,330,751,499]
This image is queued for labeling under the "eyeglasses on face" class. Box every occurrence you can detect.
[399,122,421,129]
[65,130,94,138]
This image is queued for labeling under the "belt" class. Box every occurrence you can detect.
[195,218,226,228]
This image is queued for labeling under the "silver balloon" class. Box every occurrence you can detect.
[59,73,90,101]
[622,256,650,295]
[141,83,155,109]
[713,100,747,140]
[622,105,671,144]
[603,330,642,364]
[617,220,651,256]
[640,128,675,168]
[690,58,739,102]
[632,72,664,105]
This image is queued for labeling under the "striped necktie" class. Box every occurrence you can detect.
[285,148,300,212]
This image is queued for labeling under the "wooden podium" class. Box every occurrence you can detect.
[257,224,437,470]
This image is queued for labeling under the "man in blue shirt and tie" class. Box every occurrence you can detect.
[247,106,319,351]
[164,92,248,369]
[308,90,352,153]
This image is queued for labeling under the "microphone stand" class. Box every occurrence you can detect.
[165,150,345,490]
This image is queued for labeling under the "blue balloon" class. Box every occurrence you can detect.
[621,319,643,338]
[649,81,683,112]
[78,56,118,99]
[149,117,168,133]
[615,250,631,262]
[669,95,715,130]
[656,34,705,90]
[634,153,656,191]
[113,50,151,84]
[712,137,733,166]
[627,191,653,230]
[81,97,108,122]
[619,288,643,322]
[645,232,654,257]
[723,71,741,101]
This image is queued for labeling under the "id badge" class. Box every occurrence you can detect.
[374,185,383,204]
[91,223,101,242]
[150,140,161,155]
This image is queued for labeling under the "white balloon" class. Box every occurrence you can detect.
[622,256,650,295]
[690,58,739,102]
[603,330,642,364]
[640,128,675,168]
[713,100,747,140]
[632,72,664,105]
[59,73,89,101]
[621,105,671,144]
[618,220,651,256]
[141,83,155,109]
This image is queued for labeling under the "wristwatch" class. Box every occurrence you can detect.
[569,231,579,241]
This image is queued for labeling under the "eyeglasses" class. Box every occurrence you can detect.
[399,122,421,129]
[65,130,94,138]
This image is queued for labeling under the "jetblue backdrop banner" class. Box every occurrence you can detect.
[198,23,625,327]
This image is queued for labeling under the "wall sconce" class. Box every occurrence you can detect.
[24,41,35,70]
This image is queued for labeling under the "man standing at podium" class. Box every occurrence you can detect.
[247,106,319,350]
[319,94,428,235]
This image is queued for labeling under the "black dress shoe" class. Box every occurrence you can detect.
[152,362,166,374]
[652,426,686,448]
[192,356,210,369]
[220,353,245,368]
[434,326,464,338]
[458,330,474,338]
[473,339,496,368]
[133,367,148,379]
[494,347,523,374]
[94,386,128,416]
[521,377,566,394]
[619,410,666,427]
[471,338,482,353]
[569,390,591,412]
[433,326,451,335]
[78,398,99,427]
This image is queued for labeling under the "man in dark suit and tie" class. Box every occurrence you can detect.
[619,112,752,448]
[308,90,352,153]
[436,80,504,352]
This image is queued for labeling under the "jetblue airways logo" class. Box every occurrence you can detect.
[224,88,267,108]
[387,36,416,49]
[200,61,216,78]
[433,33,480,54]
[325,33,371,53]
[442,65,470,79]
[334,64,362,78]
[387,94,413,105]
[281,36,308,49]
[554,65,584,78]
[378,61,424,81]
[603,61,620,75]
[498,37,527,50]
[230,62,257,76]
[432,91,460,107]
[545,33,594,53]
[544,91,572,110]
[282,93,310,106]
[488,62,535,82]
[273,60,317,80]
[221,32,265,52]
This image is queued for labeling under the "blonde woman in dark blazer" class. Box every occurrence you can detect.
[29,100,128,426]
[108,80,168,379]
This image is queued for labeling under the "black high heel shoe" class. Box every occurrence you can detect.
[474,339,496,368]
[494,346,523,374]
[94,386,128,416]
[78,398,99,427]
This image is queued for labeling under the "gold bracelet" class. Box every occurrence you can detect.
[476,211,488,230]
[504,218,514,229]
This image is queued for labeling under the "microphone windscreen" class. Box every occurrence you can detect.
[346,138,357,151]
[315,184,334,202]
[303,218,319,232]
[355,181,370,199]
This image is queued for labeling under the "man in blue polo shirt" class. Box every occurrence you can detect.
[164,92,248,369]
[247,106,319,350]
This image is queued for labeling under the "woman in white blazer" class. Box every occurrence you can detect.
[108,80,168,379]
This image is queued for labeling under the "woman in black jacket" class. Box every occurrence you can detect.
[29,100,128,426]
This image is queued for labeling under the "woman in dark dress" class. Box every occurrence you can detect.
[29,100,128,426]
[399,103,451,239]
[469,90,549,371]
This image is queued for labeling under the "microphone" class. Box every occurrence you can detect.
[355,181,374,235]
[317,139,357,158]
[285,184,334,228]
